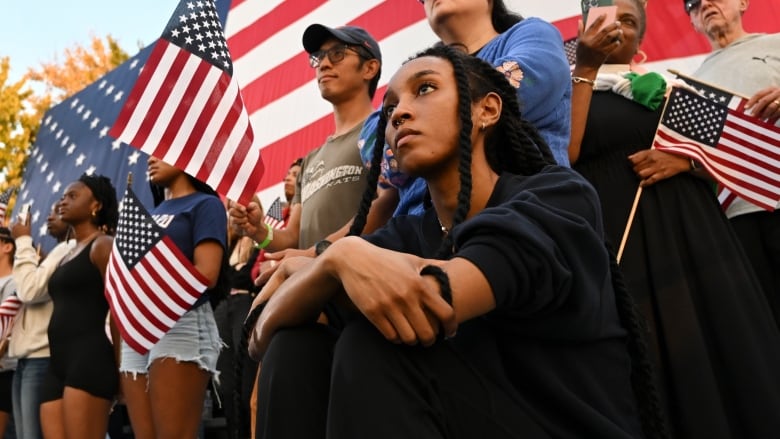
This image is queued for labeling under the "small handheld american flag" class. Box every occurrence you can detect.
[263,197,286,230]
[0,188,16,225]
[0,294,22,342]
[653,85,780,211]
[105,186,209,354]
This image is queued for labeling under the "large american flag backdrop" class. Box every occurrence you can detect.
[224,0,780,208]
[15,0,780,250]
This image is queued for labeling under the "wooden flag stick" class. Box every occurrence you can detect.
[617,186,642,264]
[616,91,677,264]
[667,69,749,100]
[127,172,133,186]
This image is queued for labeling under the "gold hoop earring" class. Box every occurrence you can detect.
[91,210,97,218]
[481,122,486,131]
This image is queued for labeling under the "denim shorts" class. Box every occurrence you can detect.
[120,302,222,377]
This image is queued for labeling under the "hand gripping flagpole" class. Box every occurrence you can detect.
[617,94,675,264]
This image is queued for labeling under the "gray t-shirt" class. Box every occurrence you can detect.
[293,122,367,249]
[694,33,780,218]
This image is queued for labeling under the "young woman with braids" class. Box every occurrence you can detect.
[38,173,119,439]
[569,0,780,438]
[243,45,667,439]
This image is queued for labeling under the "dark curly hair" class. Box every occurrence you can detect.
[78,173,118,235]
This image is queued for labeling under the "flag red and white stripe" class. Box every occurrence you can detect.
[0,295,22,341]
[654,87,780,211]
[105,187,209,354]
[263,197,286,230]
[0,188,14,224]
[222,0,779,208]
[110,0,264,205]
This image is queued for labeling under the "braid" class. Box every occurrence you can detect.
[435,46,474,258]
[348,115,387,237]
[459,57,555,175]
[606,245,670,439]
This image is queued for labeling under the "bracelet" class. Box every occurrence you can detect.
[420,265,452,306]
[255,223,274,249]
[571,76,596,87]
[689,159,699,171]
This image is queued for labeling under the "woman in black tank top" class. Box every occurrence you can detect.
[39,174,118,439]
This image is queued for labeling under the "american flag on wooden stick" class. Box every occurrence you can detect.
[109,0,264,205]
[0,294,21,341]
[653,86,780,211]
[673,74,780,211]
[105,186,209,354]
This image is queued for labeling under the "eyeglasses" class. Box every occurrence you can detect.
[309,44,365,68]
[684,0,701,13]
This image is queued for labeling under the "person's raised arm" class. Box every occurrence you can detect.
[229,201,301,252]
[10,219,69,304]
[569,16,623,164]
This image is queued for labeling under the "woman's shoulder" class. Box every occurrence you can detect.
[500,17,563,41]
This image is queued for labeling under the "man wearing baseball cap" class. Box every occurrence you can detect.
[229,26,382,436]
[232,22,382,255]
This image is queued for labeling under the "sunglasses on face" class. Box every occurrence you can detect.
[309,44,365,68]
[684,0,702,13]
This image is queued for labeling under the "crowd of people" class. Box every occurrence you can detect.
[0,0,777,438]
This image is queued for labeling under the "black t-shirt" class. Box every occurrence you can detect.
[365,166,643,439]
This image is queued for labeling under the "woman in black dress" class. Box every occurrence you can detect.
[569,1,780,438]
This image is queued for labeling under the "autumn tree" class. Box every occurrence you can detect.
[0,35,130,211]
[0,57,39,210]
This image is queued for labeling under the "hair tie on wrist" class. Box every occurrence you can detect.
[420,265,452,306]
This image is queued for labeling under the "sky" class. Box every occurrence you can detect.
[2,1,180,83]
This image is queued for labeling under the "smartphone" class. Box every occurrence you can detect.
[17,203,30,224]
[582,0,617,31]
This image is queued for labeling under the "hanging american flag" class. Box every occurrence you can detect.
[263,197,286,229]
[0,188,15,224]
[109,0,263,205]
[653,86,780,211]
[0,294,22,341]
[105,186,209,354]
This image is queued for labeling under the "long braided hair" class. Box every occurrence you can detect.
[351,45,668,438]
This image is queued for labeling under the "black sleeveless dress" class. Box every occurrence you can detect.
[574,91,780,439]
[41,239,118,402]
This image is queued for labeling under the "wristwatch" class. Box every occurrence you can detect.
[314,239,332,256]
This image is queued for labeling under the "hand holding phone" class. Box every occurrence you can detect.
[17,204,30,225]
[582,0,617,32]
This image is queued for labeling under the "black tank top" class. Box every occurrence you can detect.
[47,240,109,346]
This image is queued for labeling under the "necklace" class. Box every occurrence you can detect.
[437,217,449,236]
[62,230,102,262]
